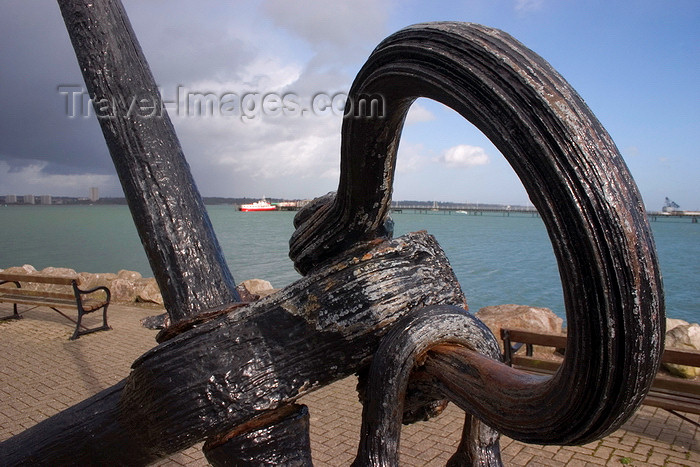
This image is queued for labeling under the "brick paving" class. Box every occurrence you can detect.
[0,303,697,466]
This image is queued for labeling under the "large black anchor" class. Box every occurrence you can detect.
[0,1,664,465]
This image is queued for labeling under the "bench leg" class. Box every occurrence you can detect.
[49,306,111,340]
[0,303,22,321]
[70,305,111,340]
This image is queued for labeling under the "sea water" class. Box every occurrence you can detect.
[0,204,697,323]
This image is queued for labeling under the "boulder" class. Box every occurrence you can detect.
[667,318,689,333]
[78,272,117,290]
[664,323,700,378]
[108,278,139,303]
[136,278,164,306]
[39,266,78,277]
[117,269,143,281]
[2,264,37,275]
[475,304,564,351]
[236,279,277,301]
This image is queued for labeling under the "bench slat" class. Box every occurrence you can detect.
[661,348,700,367]
[513,356,700,394]
[0,294,80,308]
[0,273,79,286]
[511,356,560,373]
[501,329,567,348]
[653,373,700,396]
[502,327,700,416]
[0,288,76,301]
[0,293,107,311]
[644,393,700,414]
[502,328,700,368]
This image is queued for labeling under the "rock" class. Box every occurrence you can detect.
[108,278,139,303]
[667,318,689,333]
[136,278,164,306]
[117,269,143,281]
[236,279,277,301]
[664,323,700,378]
[475,304,564,351]
[78,272,117,290]
[2,264,37,275]
[40,266,78,277]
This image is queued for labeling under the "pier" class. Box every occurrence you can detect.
[272,200,699,223]
[390,202,540,217]
[648,211,700,223]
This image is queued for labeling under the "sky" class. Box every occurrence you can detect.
[0,1,698,210]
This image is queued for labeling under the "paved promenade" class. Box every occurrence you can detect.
[1,303,697,466]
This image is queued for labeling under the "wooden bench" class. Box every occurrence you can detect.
[0,273,111,340]
[501,328,700,427]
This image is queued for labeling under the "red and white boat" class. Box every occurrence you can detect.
[239,198,277,212]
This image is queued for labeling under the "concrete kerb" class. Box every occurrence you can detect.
[0,303,697,466]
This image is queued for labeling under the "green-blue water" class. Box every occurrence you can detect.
[1,205,697,323]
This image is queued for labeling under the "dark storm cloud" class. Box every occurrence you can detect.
[0,1,113,176]
[0,1,262,183]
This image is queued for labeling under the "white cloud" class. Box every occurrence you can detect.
[515,0,544,11]
[396,143,429,173]
[405,104,436,125]
[149,20,354,199]
[435,145,490,168]
[170,89,345,198]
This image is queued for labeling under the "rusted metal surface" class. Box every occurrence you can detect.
[352,305,503,466]
[203,404,313,466]
[0,6,665,466]
[294,20,665,446]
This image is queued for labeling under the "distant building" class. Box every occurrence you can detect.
[89,187,99,202]
[23,194,35,205]
[39,195,52,205]
[5,194,17,204]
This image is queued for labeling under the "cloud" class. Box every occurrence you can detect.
[261,0,389,61]
[0,1,363,200]
[0,161,118,197]
[624,146,640,157]
[405,103,436,125]
[435,145,490,168]
[396,143,429,174]
[515,0,544,12]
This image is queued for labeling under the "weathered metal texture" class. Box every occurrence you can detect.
[0,231,467,463]
[352,305,503,466]
[203,404,313,466]
[0,8,665,466]
[292,21,665,445]
[57,0,240,322]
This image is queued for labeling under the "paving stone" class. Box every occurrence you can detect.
[552,449,575,463]
[1,302,698,466]
[527,455,565,466]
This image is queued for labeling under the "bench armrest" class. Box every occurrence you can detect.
[501,329,529,365]
[72,282,111,304]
